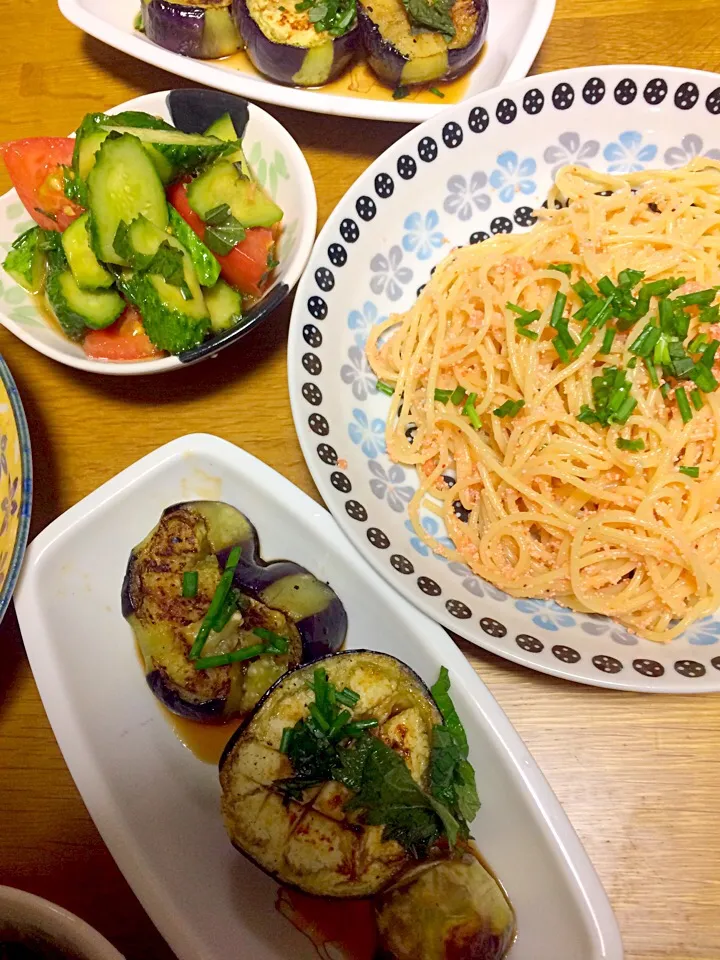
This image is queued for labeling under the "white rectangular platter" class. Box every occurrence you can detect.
[58,0,556,124]
[14,433,622,960]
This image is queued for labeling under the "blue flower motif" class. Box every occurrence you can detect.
[402,210,445,261]
[580,613,637,645]
[664,134,720,168]
[603,131,657,174]
[348,300,386,348]
[348,408,386,458]
[368,460,414,513]
[370,245,413,301]
[685,616,720,646]
[340,344,377,401]
[404,516,454,558]
[515,598,576,632]
[489,151,537,204]
[443,173,490,222]
[448,560,485,597]
[543,131,600,179]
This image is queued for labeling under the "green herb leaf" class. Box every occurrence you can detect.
[430,666,468,756]
[145,241,192,299]
[182,571,198,598]
[392,86,410,100]
[400,0,456,41]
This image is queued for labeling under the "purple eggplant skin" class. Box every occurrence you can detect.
[231,0,359,87]
[358,0,488,87]
[146,669,227,722]
[142,0,242,59]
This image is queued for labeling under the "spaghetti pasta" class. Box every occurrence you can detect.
[366,160,720,642]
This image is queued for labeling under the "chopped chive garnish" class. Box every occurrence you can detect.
[674,288,717,308]
[549,262,572,276]
[644,358,659,388]
[376,380,394,396]
[516,325,539,340]
[392,85,410,99]
[676,387,693,423]
[627,357,638,369]
[690,388,704,410]
[572,327,595,358]
[434,388,453,403]
[679,465,700,478]
[660,382,671,399]
[344,719,380,737]
[699,304,720,323]
[493,399,525,418]
[194,644,268,670]
[658,298,675,334]
[252,627,290,653]
[572,278,596,303]
[429,86,445,98]
[552,336,570,363]
[462,392,481,429]
[688,363,718,393]
[615,395,637,424]
[597,276,616,298]
[182,571,198,598]
[689,334,709,353]
[450,385,467,405]
[701,339,720,368]
[212,590,239,633]
[616,437,645,452]
[336,687,360,707]
[189,546,243,659]
[555,319,576,349]
[629,323,661,357]
[618,268,645,288]
[640,277,685,298]
[279,728,293,753]
[507,302,541,325]
[550,291,567,328]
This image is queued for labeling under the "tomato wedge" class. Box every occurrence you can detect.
[167,181,275,299]
[1,137,83,231]
[83,306,162,362]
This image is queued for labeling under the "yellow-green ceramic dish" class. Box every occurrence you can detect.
[0,355,31,621]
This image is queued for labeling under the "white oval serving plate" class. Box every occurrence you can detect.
[0,89,316,375]
[288,64,720,692]
[14,433,621,960]
[57,0,556,125]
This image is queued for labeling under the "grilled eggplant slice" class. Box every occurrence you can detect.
[232,0,359,87]
[358,0,488,87]
[375,855,515,960]
[141,0,242,59]
[123,501,346,721]
[219,651,440,897]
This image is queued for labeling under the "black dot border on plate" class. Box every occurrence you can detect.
[295,69,720,689]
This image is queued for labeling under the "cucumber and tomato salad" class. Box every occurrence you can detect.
[1,109,283,362]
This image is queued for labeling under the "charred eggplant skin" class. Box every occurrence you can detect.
[123,501,347,722]
[358,0,488,87]
[232,0,359,87]
[219,650,440,898]
[141,0,242,59]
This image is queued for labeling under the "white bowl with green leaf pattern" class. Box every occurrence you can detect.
[0,90,316,375]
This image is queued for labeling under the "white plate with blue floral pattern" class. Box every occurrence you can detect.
[288,65,720,693]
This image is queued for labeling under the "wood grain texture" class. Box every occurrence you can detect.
[1,1,720,958]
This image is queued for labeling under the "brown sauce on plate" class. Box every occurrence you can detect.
[164,711,243,765]
[210,48,479,105]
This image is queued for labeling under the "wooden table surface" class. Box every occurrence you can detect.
[2,1,720,958]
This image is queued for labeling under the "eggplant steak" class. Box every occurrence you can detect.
[358,0,489,87]
[232,0,359,86]
[375,856,516,960]
[122,501,346,722]
[220,651,441,897]
[140,0,243,59]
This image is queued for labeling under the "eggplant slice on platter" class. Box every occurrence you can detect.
[122,500,347,722]
[140,0,243,59]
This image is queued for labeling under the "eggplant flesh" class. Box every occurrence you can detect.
[358,0,488,86]
[232,0,359,87]
[122,501,346,722]
[219,651,440,898]
[141,0,242,59]
[375,855,516,960]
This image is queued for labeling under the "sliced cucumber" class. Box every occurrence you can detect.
[99,125,231,181]
[3,226,46,294]
[205,279,242,332]
[46,264,124,337]
[187,161,283,228]
[61,213,115,290]
[87,134,168,265]
[119,269,210,354]
[118,215,207,321]
[203,113,238,142]
[168,206,220,287]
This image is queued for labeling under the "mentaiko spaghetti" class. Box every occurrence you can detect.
[366,160,720,643]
